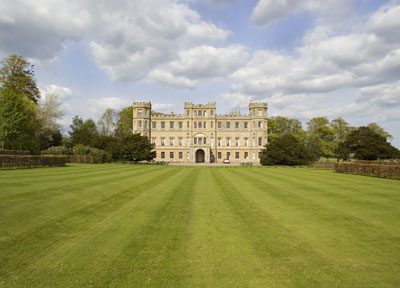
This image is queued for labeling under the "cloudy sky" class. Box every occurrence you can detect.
[1,0,399,146]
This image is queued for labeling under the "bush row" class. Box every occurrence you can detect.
[312,162,336,169]
[0,155,67,169]
[335,162,400,180]
[41,145,112,164]
[0,149,31,155]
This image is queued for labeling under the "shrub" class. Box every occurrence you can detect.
[335,162,400,180]
[41,146,72,155]
[260,134,315,166]
[0,155,66,169]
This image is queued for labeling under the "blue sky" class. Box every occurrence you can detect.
[0,0,399,146]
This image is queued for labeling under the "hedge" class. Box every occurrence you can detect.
[0,155,67,170]
[335,162,400,180]
[0,150,30,155]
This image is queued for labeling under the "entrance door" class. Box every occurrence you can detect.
[195,149,205,163]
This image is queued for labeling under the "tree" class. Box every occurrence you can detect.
[330,117,355,143]
[112,134,155,162]
[38,93,64,150]
[97,108,116,136]
[260,134,315,166]
[306,117,335,158]
[0,55,40,104]
[268,116,305,143]
[115,106,133,137]
[0,88,40,151]
[337,126,399,160]
[367,123,393,141]
[69,116,98,147]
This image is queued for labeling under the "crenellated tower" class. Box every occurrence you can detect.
[132,101,152,137]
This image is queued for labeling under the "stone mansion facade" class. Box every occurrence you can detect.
[132,101,268,164]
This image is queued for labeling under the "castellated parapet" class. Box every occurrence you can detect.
[132,101,268,165]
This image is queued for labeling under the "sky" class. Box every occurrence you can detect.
[0,0,399,146]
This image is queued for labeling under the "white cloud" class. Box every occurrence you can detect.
[88,97,130,114]
[221,92,253,109]
[251,0,303,26]
[148,45,249,88]
[153,103,173,112]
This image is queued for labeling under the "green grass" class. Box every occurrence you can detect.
[0,164,399,287]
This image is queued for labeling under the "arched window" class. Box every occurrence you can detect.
[138,120,142,128]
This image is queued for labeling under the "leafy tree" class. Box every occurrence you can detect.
[268,116,305,143]
[330,117,355,143]
[337,126,399,160]
[367,123,393,141]
[97,108,116,136]
[38,93,64,150]
[115,106,133,137]
[260,134,315,166]
[0,88,40,151]
[0,55,40,104]
[112,134,155,162]
[69,116,98,147]
[306,117,335,158]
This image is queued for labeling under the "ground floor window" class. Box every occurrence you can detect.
[226,152,231,160]
[218,152,222,159]
[161,152,165,159]
[244,152,249,159]
[170,152,174,159]
[235,152,240,159]
[179,152,183,159]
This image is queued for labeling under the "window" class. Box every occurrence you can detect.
[144,121,147,129]
[235,122,239,129]
[244,152,249,159]
[258,121,262,128]
[203,122,206,129]
[194,110,197,116]
[179,152,183,159]
[218,122,222,129]
[198,110,202,116]
[244,137,249,147]
[198,138,202,145]
[186,110,190,116]
[204,111,207,117]
[187,121,190,128]
[235,137,240,146]
[235,152,240,159]
[194,122,197,129]
[211,121,214,128]
[161,152,165,159]
[194,138,197,145]
[138,120,142,128]
[198,122,202,129]
[258,137,263,146]
[227,152,231,160]
[151,137,156,144]
[170,152,174,159]
[211,110,214,116]
[218,137,222,146]
[258,110,263,116]
[152,122,156,129]
[161,121,165,129]
[170,137,174,146]
[178,138,183,146]
[178,122,183,129]
[170,121,174,129]
[218,152,222,159]
[226,137,230,147]
[244,122,248,129]
[161,137,165,146]
[137,109,143,116]
[226,122,230,129]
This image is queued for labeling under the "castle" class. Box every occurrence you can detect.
[132,101,268,164]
